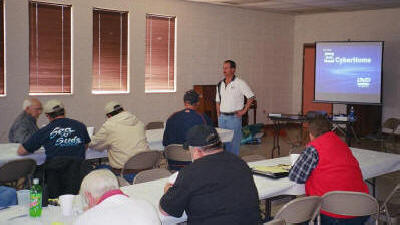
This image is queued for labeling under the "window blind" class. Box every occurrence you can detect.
[145,14,176,93]
[29,1,71,94]
[92,9,128,94]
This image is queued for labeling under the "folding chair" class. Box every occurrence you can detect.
[133,168,171,184]
[274,196,321,225]
[0,159,36,189]
[320,191,379,225]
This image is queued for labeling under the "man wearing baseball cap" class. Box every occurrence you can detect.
[160,125,260,225]
[89,101,149,174]
[18,99,91,161]
[162,90,213,147]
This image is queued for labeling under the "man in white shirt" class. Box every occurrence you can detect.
[74,169,160,225]
[216,60,255,155]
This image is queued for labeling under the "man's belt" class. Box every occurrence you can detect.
[221,112,237,116]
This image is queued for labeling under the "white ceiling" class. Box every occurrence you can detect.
[185,0,400,14]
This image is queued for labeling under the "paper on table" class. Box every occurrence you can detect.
[168,172,179,184]
[252,165,289,173]
[87,127,95,137]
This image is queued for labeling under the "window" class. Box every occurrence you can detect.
[145,14,176,93]
[92,9,128,94]
[0,0,4,95]
[29,1,71,94]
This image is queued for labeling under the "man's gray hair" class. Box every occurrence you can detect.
[79,169,119,206]
[22,99,32,110]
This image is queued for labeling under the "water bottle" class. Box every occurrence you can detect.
[30,178,42,217]
[349,106,355,122]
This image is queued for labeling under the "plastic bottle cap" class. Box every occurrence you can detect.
[33,178,39,185]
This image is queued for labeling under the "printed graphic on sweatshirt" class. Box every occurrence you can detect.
[49,127,82,147]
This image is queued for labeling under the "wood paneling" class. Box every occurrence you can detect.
[29,2,71,94]
[145,15,175,92]
[302,44,333,115]
[92,9,128,93]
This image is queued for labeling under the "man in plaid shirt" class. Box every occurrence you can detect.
[288,117,369,225]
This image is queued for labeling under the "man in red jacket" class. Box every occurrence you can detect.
[289,117,369,225]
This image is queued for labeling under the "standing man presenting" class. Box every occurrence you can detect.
[216,60,255,155]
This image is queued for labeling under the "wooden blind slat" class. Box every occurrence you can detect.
[92,10,128,93]
[0,0,4,95]
[145,15,175,92]
[29,2,71,94]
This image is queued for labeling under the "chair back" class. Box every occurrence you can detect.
[133,168,171,184]
[164,144,192,162]
[164,144,192,171]
[121,151,161,176]
[145,121,164,130]
[241,154,267,162]
[321,191,379,217]
[381,183,400,225]
[263,219,285,225]
[0,159,36,188]
[275,196,321,225]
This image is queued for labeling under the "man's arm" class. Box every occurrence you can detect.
[215,85,221,118]
[12,122,36,144]
[159,172,190,218]
[17,145,30,156]
[288,146,319,184]
[88,125,108,151]
[236,97,255,117]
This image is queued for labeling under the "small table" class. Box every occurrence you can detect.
[268,114,357,158]
[268,114,307,158]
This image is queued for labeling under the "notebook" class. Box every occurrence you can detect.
[252,165,290,179]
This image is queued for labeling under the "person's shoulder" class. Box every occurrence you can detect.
[64,118,87,127]
[167,110,185,121]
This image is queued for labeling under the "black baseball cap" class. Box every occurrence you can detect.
[183,90,199,105]
[183,125,222,150]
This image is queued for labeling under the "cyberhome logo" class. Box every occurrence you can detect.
[322,48,372,65]
[323,49,335,63]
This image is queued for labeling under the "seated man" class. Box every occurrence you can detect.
[17,99,91,160]
[162,90,213,147]
[89,101,150,171]
[9,98,42,143]
[160,125,261,225]
[74,169,160,225]
[289,117,369,225]
[0,186,17,208]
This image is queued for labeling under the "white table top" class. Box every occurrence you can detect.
[0,128,234,166]
[2,147,398,225]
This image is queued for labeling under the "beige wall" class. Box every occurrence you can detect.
[293,8,400,120]
[0,0,294,142]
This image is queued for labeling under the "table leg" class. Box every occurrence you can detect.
[271,121,281,158]
[366,178,376,197]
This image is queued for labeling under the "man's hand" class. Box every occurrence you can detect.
[17,145,30,156]
[164,183,173,193]
[236,109,246,117]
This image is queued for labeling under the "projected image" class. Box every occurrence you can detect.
[315,42,383,104]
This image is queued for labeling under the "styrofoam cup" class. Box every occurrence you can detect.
[17,190,30,208]
[59,194,75,216]
[290,154,300,166]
